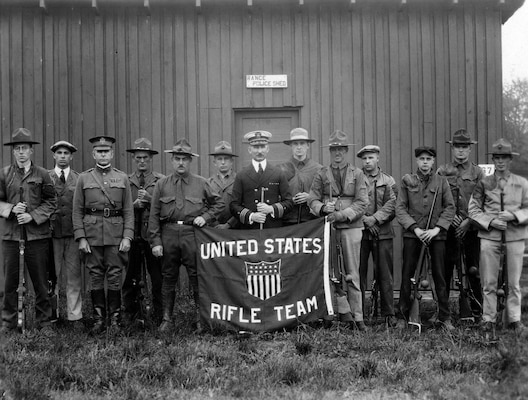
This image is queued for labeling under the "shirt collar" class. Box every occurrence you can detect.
[172,172,189,183]
[216,171,231,180]
[363,167,380,178]
[96,163,111,172]
[453,159,469,169]
[292,157,309,168]
[252,159,267,173]
[331,162,348,171]
[16,161,31,173]
[55,166,71,179]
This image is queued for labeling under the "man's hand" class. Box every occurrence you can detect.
[490,218,507,231]
[119,237,131,252]
[414,227,440,244]
[79,238,91,254]
[152,245,163,258]
[251,212,267,224]
[256,202,274,215]
[193,216,206,227]
[215,223,231,229]
[455,218,471,238]
[16,212,33,225]
[363,215,377,228]
[323,202,336,214]
[133,198,147,209]
[327,211,345,223]
[499,210,516,222]
[368,225,380,237]
[452,214,464,228]
[293,192,309,205]
[12,202,27,215]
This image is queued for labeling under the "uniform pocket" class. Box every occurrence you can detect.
[159,196,176,219]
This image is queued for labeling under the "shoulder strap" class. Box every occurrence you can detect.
[89,170,117,208]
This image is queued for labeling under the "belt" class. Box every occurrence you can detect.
[85,208,123,218]
[163,220,191,225]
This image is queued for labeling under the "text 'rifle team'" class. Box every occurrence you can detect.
[0,126,527,339]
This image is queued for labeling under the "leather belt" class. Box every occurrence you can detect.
[85,208,123,218]
[164,220,191,225]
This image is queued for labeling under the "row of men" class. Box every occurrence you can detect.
[0,127,527,337]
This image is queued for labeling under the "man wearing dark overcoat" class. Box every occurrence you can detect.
[395,146,455,331]
[72,135,134,334]
[149,139,224,333]
[0,128,56,334]
[122,138,165,326]
[48,140,83,328]
[230,130,293,229]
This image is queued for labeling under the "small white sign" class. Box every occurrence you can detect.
[479,164,495,176]
[246,75,288,88]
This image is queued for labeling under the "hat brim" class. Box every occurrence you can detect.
[209,152,238,157]
[126,149,159,155]
[283,139,315,145]
[487,152,519,156]
[51,145,77,153]
[164,150,199,157]
[4,140,39,146]
[447,140,478,145]
[321,143,355,148]
[356,150,379,158]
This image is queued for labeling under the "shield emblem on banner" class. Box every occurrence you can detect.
[245,260,282,300]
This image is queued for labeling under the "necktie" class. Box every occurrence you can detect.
[258,163,264,175]
[60,170,66,183]
[139,173,145,189]
[176,178,184,209]
[18,167,25,176]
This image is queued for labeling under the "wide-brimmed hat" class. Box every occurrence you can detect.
[447,129,477,145]
[89,136,116,149]
[322,130,355,147]
[283,128,315,145]
[126,138,159,155]
[4,128,40,146]
[357,145,380,158]
[487,138,519,156]
[244,130,272,146]
[414,146,436,157]
[50,140,77,153]
[164,138,199,157]
[209,141,238,157]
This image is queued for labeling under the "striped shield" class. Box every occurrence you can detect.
[245,260,282,300]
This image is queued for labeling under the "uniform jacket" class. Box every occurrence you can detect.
[72,166,134,246]
[230,163,293,229]
[468,172,528,242]
[396,171,455,240]
[149,172,224,247]
[129,170,165,240]
[362,168,397,240]
[279,157,323,224]
[0,163,56,241]
[308,163,368,229]
[208,172,238,227]
[437,160,484,220]
[49,168,79,238]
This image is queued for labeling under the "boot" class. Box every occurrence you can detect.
[107,290,122,333]
[159,289,175,333]
[90,289,106,335]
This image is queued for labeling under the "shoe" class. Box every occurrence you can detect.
[350,321,368,332]
[439,320,455,332]
[159,319,173,333]
[481,320,494,333]
[385,315,398,328]
[509,321,527,336]
[39,325,55,337]
[395,319,407,330]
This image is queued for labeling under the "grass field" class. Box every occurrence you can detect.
[1,293,528,400]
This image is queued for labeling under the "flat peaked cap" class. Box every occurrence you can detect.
[283,127,315,145]
[414,146,436,157]
[487,138,519,156]
[50,140,77,153]
[4,128,39,146]
[323,130,355,147]
[126,138,159,154]
[447,129,477,145]
[209,141,238,157]
[357,145,381,158]
[164,138,199,157]
[244,130,272,145]
[89,136,116,149]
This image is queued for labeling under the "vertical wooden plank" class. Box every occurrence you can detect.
[228,11,243,111]
[464,8,477,146]
[293,8,304,114]
[388,12,401,176]
[127,12,140,147]
[486,9,501,142]
[70,10,85,169]
[408,11,422,152]
[1,12,11,151]
[160,12,174,175]
[115,12,128,168]
[94,14,106,151]
[330,8,342,135]
[474,8,488,161]
[57,12,69,154]
[104,14,116,140]
[434,11,449,167]
[150,12,162,173]
[319,8,331,134]
[263,8,274,107]
[362,10,375,146]
[138,14,152,165]
[195,11,207,174]
[251,9,264,107]
[351,10,363,147]
[281,10,293,107]
[22,11,35,136]
[339,11,352,167]
[374,11,388,161]
[398,12,412,175]
[270,8,283,107]
[32,11,45,165]
[421,10,436,159]
[241,11,252,108]
[81,12,96,160]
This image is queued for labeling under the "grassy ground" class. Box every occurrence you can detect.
[1,293,528,400]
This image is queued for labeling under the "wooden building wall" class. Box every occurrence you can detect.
[0,0,521,288]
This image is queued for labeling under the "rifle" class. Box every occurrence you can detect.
[260,187,268,230]
[296,181,304,224]
[135,243,152,326]
[332,226,353,322]
[496,190,508,331]
[368,179,379,321]
[47,238,59,322]
[453,188,474,323]
[408,185,440,333]
[17,187,27,333]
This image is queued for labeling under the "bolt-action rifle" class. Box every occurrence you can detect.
[408,185,439,333]
[496,190,509,331]
[367,180,379,321]
[47,238,59,322]
[17,187,27,333]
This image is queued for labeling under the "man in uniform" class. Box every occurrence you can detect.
[230,130,293,229]
[149,138,223,333]
[468,138,528,336]
[72,136,134,334]
[208,141,239,229]
[122,138,165,326]
[356,145,398,327]
[437,129,484,319]
[308,130,369,331]
[0,128,56,333]
[49,140,83,329]
[279,128,322,225]
[395,146,455,331]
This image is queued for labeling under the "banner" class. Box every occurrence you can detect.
[196,218,333,332]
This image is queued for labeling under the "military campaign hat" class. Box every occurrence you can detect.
[357,145,381,158]
[414,146,436,157]
[487,138,519,156]
[209,141,238,157]
[244,130,272,145]
[126,138,159,155]
[447,129,478,145]
[50,140,77,153]
[89,136,116,149]
[4,128,39,146]
[164,138,199,157]
[283,128,315,145]
[322,130,355,147]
